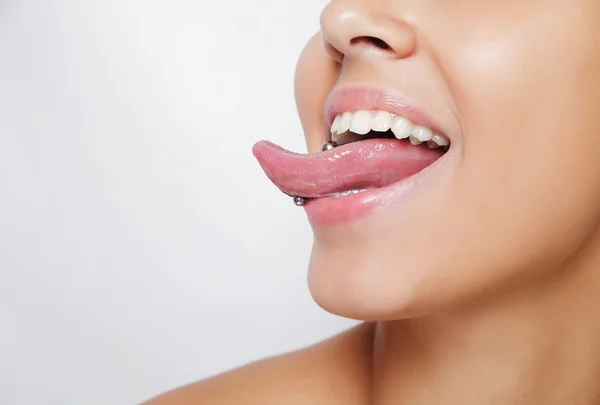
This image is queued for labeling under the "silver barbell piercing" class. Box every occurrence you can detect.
[293,196,307,206]
[291,142,337,207]
[322,141,337,151]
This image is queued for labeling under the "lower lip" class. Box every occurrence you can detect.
[302,152,449,227]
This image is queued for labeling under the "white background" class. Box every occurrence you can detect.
[0,1,357,404]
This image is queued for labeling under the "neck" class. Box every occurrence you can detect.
[371,248,600,405]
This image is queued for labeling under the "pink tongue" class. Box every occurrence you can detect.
[252,139,443,198]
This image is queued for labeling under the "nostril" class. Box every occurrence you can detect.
[350,36,392,51]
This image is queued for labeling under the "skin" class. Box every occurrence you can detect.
[145,1,600,404]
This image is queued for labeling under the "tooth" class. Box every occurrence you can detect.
[427,140,439,149]
[338,111,352,135]
[391,116,412,139]
[409,135,422,145]
[350,110,372,135]
[409,136,422,145]
[432,134,450,147]
[412,126,433,142]
[330,115,340,134]
[371,111,392,132]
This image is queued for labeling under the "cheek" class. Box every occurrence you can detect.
[294,33,339,153]
[301,7,600,319]
[441,20,600,270]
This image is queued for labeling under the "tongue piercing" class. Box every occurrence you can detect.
[293,196,307,207]
[293,196,305,206]
[290,142,335,207]
[322,141,338,151]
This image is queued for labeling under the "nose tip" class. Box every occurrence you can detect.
[320,1,417,62]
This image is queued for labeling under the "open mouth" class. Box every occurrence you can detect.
[252,85,457,224]
[252,108,451,203]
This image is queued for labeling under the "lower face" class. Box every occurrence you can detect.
[256,0,600,320]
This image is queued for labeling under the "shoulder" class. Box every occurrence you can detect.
[142,323,375,405]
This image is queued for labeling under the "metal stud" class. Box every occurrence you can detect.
[321,141,337,151]
[293,196,307,207]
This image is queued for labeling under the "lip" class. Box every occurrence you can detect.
[294,86,454,226]
[324,86,451,140]
[253,85,458,228]
[302,148,452,227]
[252,137,453,227]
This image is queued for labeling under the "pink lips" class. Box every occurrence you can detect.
[252,86,451,226]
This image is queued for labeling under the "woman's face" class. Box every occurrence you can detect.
[292,0,600,320]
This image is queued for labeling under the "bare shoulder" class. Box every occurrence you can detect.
[142,323,375,405]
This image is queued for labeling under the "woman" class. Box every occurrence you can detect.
[146,1,600,403]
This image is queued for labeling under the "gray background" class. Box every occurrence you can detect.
[0,1,356,404]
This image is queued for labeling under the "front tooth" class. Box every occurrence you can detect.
[330,115,340,134]
[391,116,412,139]
[432,134,450,147]
[412,126,433,142]
[371,111,392,132]
[338,111,352,135]
[350,110,372,135]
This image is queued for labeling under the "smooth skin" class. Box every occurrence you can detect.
[145,1,600,404]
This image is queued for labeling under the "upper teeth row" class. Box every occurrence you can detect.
[330,110,450,148]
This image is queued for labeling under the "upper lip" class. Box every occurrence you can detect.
[324,86,451,140]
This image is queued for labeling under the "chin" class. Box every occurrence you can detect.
[305,240,464,321]
[304,221,582,322]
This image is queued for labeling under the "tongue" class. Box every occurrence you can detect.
[253,139,443,198]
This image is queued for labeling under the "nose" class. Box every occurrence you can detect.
[320,1,417,63]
